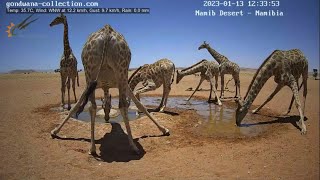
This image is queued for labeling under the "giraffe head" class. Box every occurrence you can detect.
[102,95,112,121]
[50,13,66,27]
[235,98,247,126]
[198,41,209,50]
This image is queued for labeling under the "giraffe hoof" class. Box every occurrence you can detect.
[159,107,165,112]
[163,128,170,136]
[50,129,58,139]
[252,109,258,114]
[89,148,97,156]
[300,130,307,135]
[89,151,97,156]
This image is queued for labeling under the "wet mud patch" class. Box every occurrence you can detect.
[37,95,291,149]
[137,96,290,140]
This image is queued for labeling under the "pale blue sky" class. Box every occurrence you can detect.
[0,0,319,72]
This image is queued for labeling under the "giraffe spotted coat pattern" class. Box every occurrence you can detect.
[50,13,79,110]
[198,41,240,99]
[235,49,308,134]
[176,59,222,105]
[129,58,175,112]
[50,24,169,155]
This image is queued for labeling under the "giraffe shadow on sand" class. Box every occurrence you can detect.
[97,123,145,162]
[239,115,308,132]
[51,123,169,162]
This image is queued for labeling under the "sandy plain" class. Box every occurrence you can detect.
[0,70,319,179]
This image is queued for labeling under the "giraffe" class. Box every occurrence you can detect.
[50,24,169,155]
[128,58,175,112]
[176,59,222,105]
[50,13,79,110]
[235,49,308,134]
[198,41,241,99]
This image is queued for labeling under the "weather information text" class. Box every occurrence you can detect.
[5,1,150,14]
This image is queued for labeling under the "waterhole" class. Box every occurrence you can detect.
[57,96,274,137]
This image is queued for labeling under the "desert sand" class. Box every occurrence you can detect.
[0,70,319,179]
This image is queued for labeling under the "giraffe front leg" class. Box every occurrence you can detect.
[60,75,67,109]
[160,81,171,112]
[208,81,213,102]
[157,84,167,112]
[187,77,204,101]
[289,78,306,134]
[119,85,140,154]
[88,92,98,155]
[234,76,241,99]
[285,79,303,115]
[134,81,157,113]
[208,76,222,105]
[220,74,225,99]
[127,84,169,136]
[215,74,218,90]
[66,77,71,110]
[252,84,283,114]
[237,79,241,99]
[72,78,77,102]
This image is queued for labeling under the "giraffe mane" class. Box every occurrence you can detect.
[181,59,207,72]
[244,50,279,99]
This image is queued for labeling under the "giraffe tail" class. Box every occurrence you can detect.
[75,81,97,117]
[171,63,175,84]
[77,71,80,87]
[74,34,111,116]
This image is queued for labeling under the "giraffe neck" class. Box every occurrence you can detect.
[241,62,275,112]
[180,61,206,77]
[129,76,143,91]
[206,46,226,64]
[128,66,144,90]
[63,20,71,59]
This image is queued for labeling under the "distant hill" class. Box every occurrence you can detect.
[5,69,56,74]
[9,69,36,74]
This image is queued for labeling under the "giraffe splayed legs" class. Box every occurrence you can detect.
[235,49,308,134]
[176,59,222,105]
[129,59,175,112]
[51,25,169,155]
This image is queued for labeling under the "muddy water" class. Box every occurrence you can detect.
[139,97,269,138]
[74,99,138,123]
[68,96,270,137]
